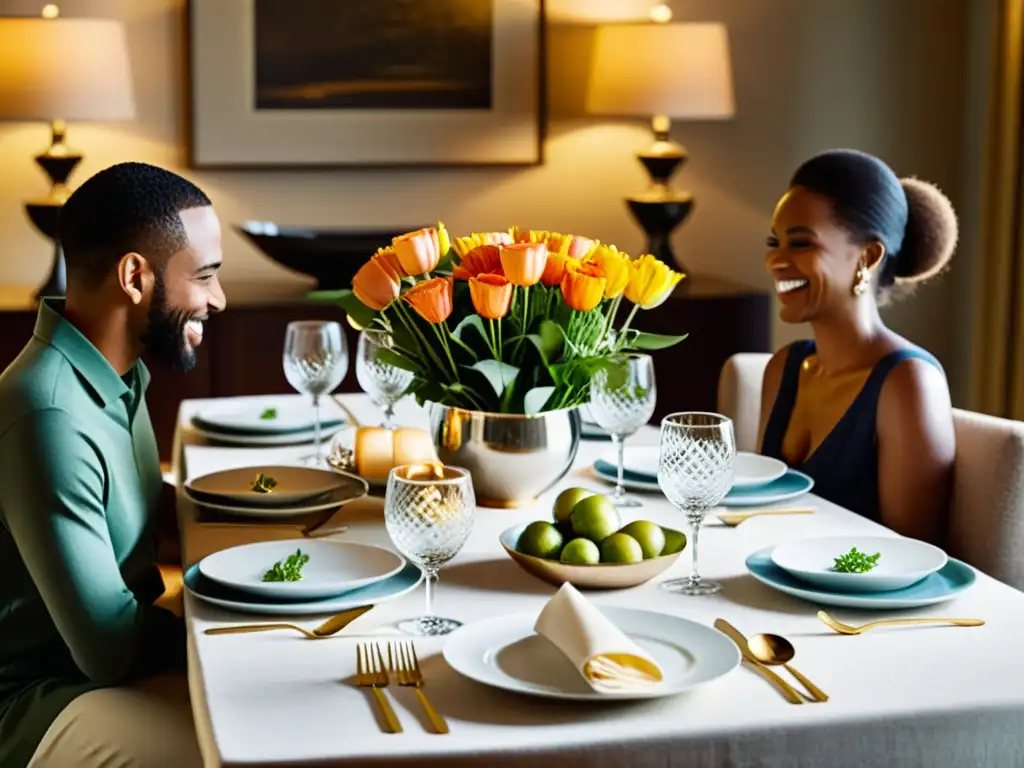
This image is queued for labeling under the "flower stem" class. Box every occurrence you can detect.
[618,303,641,342]
[603,295,623,344]
[397,302,449,379]
[489,318,501,362]
[435,322,460,381]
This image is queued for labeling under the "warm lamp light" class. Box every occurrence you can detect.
[587,20,735,273]
[0,9,135,299]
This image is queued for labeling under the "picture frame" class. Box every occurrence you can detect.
[187,0,546,169]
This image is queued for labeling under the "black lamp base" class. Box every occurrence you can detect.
[624,117,695,275]
[24,120,80,302]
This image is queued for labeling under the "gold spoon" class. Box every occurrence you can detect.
[817,610,985,635]
[717,507,816,527]
[204,605,372,639]
[747,633,829,702]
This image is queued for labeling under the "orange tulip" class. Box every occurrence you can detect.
[500,242,549,287]
[452,244,503,281]
[469,273,513,320]
[392,227,441,275]
[560,261,607,312]
[403,276,453,324]
[374,245,405,277]
[540,252,576,287]
[353,251,402,310]
[587,245,629,298]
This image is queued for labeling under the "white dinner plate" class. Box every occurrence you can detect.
[183,473,368,518]
[184,561,423,616]
[770,536,948,593]
[192,400,346,435]
[443,607,740,701]
[614,448,786,490]
[199,540,406,600]
[186,465,350,506]
[191,421,347,447]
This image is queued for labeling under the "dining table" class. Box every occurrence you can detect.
[174,393,1024,768]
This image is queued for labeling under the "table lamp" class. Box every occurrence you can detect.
[586,12,734,274]
[0,5,135,300]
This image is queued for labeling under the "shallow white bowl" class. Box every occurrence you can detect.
[769,535,948,593]
[199,540,406,601]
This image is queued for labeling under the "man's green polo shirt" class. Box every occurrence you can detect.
[0,299,184,768]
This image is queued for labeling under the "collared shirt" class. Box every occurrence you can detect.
[0,299,183,768]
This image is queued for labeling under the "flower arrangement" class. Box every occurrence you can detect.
[321,224,687,415]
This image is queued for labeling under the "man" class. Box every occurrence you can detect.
[0,162,225,767]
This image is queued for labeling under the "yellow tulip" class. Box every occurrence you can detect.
[452,231,513,257]
[587,245,629,299]
[437,221,451,257]
[560,261,606,312]
[500,242,549,287]
[624,255,685,309]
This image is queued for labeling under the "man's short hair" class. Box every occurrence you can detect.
[58,162,211,285]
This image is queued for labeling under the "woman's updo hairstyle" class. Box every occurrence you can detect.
[789,149,958,304]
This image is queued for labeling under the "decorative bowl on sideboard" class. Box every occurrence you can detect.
[234,221,425,290]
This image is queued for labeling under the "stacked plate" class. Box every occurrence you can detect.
[185,539,422,615]
[184,464,369,518]
[592,447,815,506]
[747,535,976,609]
[191,400,348,446]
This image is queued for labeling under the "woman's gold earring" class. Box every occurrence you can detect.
[852,263,870,296]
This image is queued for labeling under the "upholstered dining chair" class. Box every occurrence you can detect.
[716,353,1024,592]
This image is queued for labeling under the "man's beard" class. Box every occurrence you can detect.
[145,272,199,372]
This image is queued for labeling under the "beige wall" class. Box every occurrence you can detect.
[0,0,972,400]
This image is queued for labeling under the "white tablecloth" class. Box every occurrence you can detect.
[175,394,1024,768]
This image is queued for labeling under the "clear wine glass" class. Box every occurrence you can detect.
[588,353,657,507]
[658,412,736,596]
[384,464,474,636]
[356,329,414,428]
[283,320,348,466]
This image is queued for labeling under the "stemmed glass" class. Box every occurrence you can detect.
[588,353,657,508]
[384,463,475,636]
[657,412,736,596]
[355,329,414,428]
[283,320,348,467]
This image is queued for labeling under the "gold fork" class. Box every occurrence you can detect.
[389,641,449,734]
[355,642,402,733]
[817,610,986,635]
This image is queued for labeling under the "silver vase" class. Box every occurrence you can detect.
[426,403,582,508]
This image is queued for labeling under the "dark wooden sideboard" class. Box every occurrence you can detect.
[0,277,771,461]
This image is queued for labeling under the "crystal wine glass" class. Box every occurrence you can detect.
[356,329,414,428]
[588,353,657,507]
[658,412,736,596]
[283,320,348,466]
[384,463,474,636]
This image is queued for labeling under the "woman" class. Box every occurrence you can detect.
[757,148,958,544]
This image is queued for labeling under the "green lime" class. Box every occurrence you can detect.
[516,521,564,559]
[570,495,621,543]
[560,538,601,565]
[618,520,666,560]
[661,528,687,555]
[600,533,644,564]
[553,487,593,524]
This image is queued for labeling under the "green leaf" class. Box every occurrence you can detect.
[305,289,352,302]
[452,314,489,345]
[437,248,456,272]
[467,360,520,397]
[375,347,420,374]
[626,330,689,351]
[329,289,378,330]
[538,320,564,359]
[524,386,556,415]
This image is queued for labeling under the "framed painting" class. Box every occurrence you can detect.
[187,0,545,168]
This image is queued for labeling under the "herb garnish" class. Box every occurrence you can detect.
[251,472,278,493]
[262,549,310,582]
[832,547,881,573]
[260,407,278,420]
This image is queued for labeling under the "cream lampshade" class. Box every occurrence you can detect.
[586,19,735,273]
[0,8,135,299]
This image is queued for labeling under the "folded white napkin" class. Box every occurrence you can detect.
[534,583,663,692]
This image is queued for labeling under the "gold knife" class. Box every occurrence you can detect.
[714,619,804,704]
